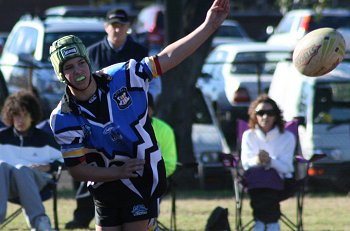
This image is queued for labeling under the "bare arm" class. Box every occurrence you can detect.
[157,0,230,73]
[68,158,145,182]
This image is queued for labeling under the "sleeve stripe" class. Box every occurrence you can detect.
[153,55,163,76]
[149,55,162,76]
[63,147,93,158]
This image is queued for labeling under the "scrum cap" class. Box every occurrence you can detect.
[49,35,91,82]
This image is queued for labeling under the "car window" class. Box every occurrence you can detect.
[42,31,106,62]
[0,71,8,111]
[192,88,213,124]
[215,25,245,38]
[6,26,38,56]
[274,14,296,34]
[230,51,289,75]
[155,11,164,30]
[314,83,350,124]
[308,16,350,31]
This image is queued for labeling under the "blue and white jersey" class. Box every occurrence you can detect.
[50,56,166,202]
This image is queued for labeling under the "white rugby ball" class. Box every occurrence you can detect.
[292,27,346,77]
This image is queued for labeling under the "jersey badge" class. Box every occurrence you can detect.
[113,87,132,110]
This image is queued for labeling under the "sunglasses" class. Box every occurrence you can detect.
[255,109,276,117]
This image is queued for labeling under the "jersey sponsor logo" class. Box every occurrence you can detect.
[131,204,148,216]
[103,125,124,143]
[113,87,132,110]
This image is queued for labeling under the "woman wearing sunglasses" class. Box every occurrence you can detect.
[241,94,296,231]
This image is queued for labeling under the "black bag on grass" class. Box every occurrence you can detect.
[205,206,231,231]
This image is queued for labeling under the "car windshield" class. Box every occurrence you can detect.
[42,32,106,62]
[215,25,246,38]
[230,51,290,74]
[308,15,350,31]
[313,82,350,124]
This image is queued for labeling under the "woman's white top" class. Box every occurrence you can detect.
[241,126,296,179]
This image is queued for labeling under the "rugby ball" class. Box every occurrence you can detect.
[292,27,346,77]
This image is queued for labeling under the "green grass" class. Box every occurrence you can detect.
[4,189,350,230]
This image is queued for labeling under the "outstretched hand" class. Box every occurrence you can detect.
[117,158,145,179]
[205,0,230,30]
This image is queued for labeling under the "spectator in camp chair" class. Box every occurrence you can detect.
[0,90,63,231]
[241,94,296,231]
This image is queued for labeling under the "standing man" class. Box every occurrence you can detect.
[65,8,162,229]
[87,8,162,102]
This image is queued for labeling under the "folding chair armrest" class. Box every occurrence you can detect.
[220,152,240,168]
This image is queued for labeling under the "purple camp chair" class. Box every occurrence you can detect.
[220,119,316,231]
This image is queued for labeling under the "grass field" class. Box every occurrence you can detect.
[4,189,350,231]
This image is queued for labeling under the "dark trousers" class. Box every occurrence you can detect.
[248,188,281,223]
[72,181,95,224]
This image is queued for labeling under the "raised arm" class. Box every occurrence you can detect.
[157,0,230,73]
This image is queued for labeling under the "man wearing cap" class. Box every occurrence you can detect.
[65,9,163,229]
[87,8,161,102]
[49,1,229,230]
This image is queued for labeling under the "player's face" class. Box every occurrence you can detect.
[255,102,276,133]
[63,57,91,90]
[13,109,32,133]
[105,22,129,46]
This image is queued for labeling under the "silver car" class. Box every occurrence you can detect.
[197,42,292,113]
[0,15,106,118]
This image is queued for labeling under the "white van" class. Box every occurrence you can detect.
[269,60,350,192]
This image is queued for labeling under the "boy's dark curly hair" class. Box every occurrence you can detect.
[247,94,285,133]
[1,90,42,127]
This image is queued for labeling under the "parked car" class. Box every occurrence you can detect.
[269,59,350,192]
[197,42,292,148]
[267,8,350,47]
[197,42,292,113]
[132,4,165,54]
[191,87,231,189]
[132,5,252,54]
[0,15,106,118]
[211,19,253,48]
[44,4,139,22]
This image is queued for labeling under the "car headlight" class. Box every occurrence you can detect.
[200,151,220,164]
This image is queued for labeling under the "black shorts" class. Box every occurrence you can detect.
[94,197,160,227]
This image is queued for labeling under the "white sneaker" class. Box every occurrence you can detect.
[32,216,52,231]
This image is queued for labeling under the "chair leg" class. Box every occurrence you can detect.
[296,182,305,231]
[0,208,22,230]
[232,169,242,231]
[170,183,177,231]
[52,185,59,231]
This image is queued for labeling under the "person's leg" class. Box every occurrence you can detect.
[252,220,265,231]
[266,222,280,231]
[249,188,281,228]
[66,181,95,229]
[95,225,120,231]
[11,166,51,229]
[123,219,149,231]
[95,196,159,231]
[0,162,12,223]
